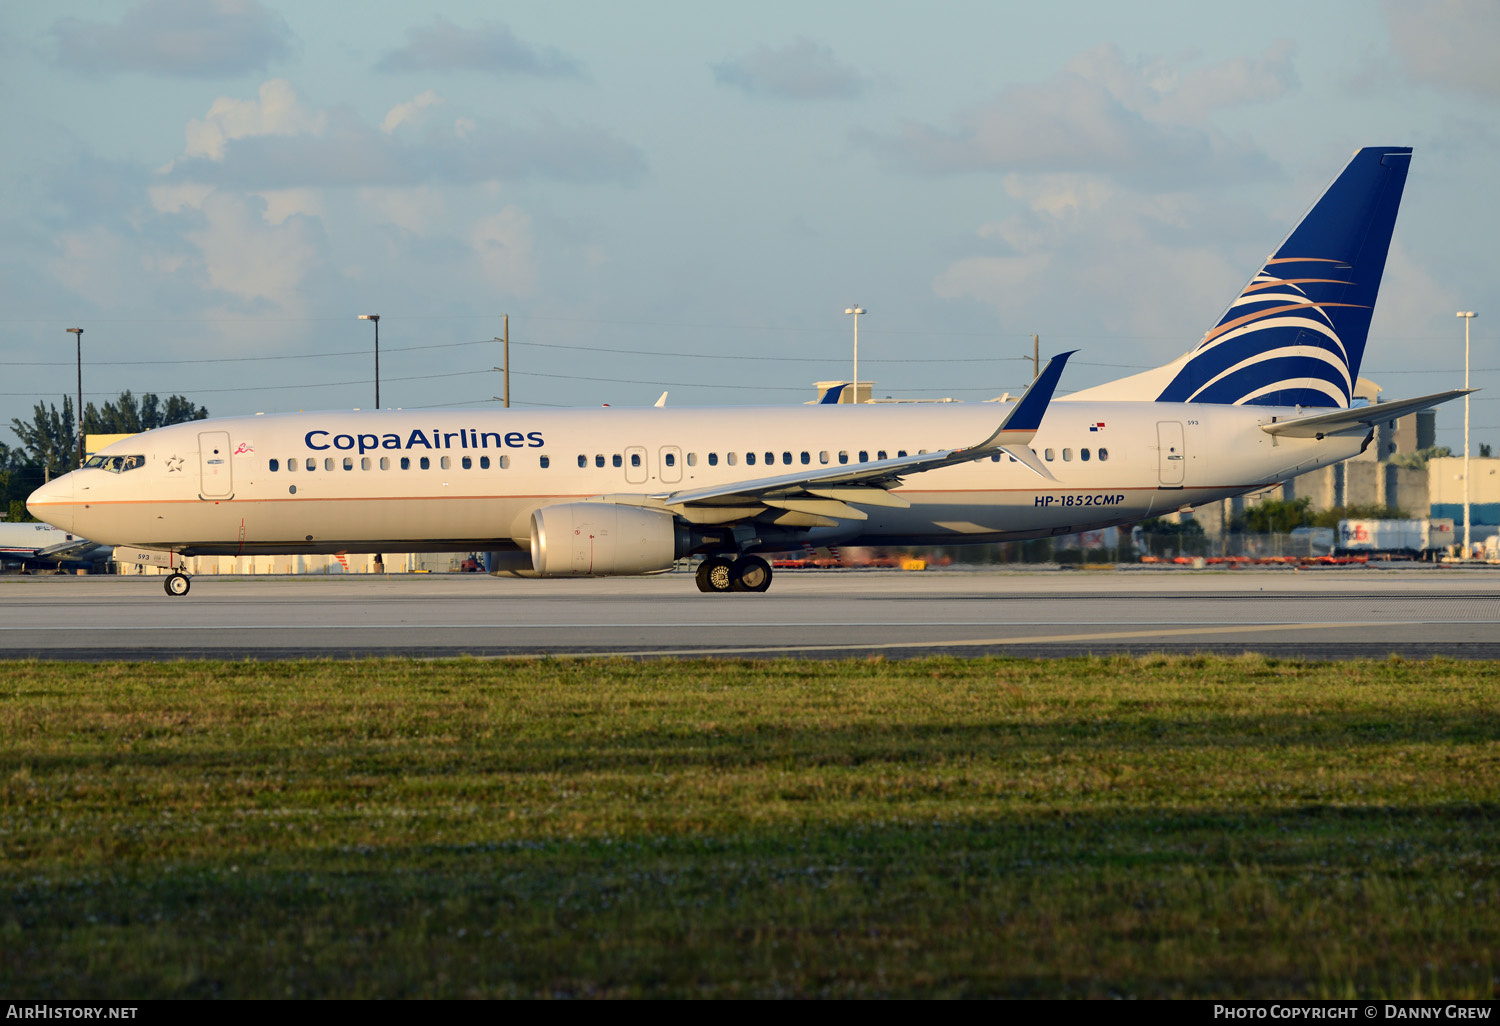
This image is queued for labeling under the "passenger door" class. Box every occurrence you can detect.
[1156,421,1185,486]
[198,430,233,499]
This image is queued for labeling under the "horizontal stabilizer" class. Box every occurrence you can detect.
[1261,388,1473,437]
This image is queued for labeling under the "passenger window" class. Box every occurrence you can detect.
[708,453,718,466]
[324,458,335,471]
[595,455,605,468]
[782,452,792,465]
[819,451,829,464]
[380,456,390,470]
[799,452,809,465]
[1062,449,1072,462]
[727,452,738,466]
[765,452,774,466]
[687,453,697,467]
[342,457,354,471]
[577,455,587,468]
[612,454,622,468]
[499,455,510,469]
[1098,448,1109,462]
[746,452,756,466]
[480,456,490,469]
[307,458,316,471]
[877,450,887,460]
[991,454,1001,462]
[440,456,451,470]
[400,457,410,470]
[287,458,297,472]
[1044,449,1055,461]
[269,459,279,472]
[1081,448,1090,462]
[462,456,472,470]
[631,453,641,467]
[838,451,848,464]
[897,450,907,458]
[859,450,869,462]
[420,456,430,470]
[361,457,371,470]
[540,456,550,469]
[665,453,675,467]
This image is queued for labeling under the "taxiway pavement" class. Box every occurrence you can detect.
[1,567,1497,661]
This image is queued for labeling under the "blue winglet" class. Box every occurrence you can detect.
[997,351,1076,434]
[819,383,848,404]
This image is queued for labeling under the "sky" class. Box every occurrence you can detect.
[2,0,1497,453]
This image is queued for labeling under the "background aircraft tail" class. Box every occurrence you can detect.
[1070,146,1412,408]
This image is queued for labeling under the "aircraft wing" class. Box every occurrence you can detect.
[1261,388,1473,438]
[35,538,110,560]
[648,352,1074,524]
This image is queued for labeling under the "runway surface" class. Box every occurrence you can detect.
[2,566,1499,661]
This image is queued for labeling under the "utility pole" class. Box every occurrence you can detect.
[844,306,865,403]
[66,328,84,468]
[1458,311,1477,557]
[503,314,510,408]
[358,314,380,409]
[1030,334,1040,380]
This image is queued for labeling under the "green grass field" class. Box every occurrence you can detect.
[2,654,1497,998]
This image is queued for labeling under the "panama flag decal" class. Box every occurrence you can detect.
[1088,422,1105,432]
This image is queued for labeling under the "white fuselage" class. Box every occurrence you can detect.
[27,400,1363,558]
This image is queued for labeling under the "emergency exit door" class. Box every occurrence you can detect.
[199,430,233,499]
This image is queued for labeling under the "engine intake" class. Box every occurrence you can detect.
[530,503,683,577]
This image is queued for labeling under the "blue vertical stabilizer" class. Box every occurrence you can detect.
[1155,147,1412,407]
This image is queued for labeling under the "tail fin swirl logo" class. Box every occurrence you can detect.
[1156,147,1412,409]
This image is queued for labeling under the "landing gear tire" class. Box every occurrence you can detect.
[730,555,773,593]
[695,555,736,593]
[164,573,191,597]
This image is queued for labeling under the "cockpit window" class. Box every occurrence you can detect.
[84,454,145,473]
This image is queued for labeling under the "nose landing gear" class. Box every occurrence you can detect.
[695,554,773,594]
[164,572,191,597]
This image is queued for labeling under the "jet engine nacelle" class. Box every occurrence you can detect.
[530,503,683,577]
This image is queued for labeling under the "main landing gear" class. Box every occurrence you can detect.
[695,554,773,594]
[164,572,191,597]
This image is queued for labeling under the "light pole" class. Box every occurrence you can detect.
[66,328,84,468]
[1458,311,1477,557]
[844,306,865,404]
[358,314,380,409]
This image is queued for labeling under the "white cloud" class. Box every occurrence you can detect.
[1383,0,1500,97]
[357,186,447,236]
[933,175,1251,355]
[376,18,581,78]
[470,208,538,297]
[163,83,645,188]
[51,0,292,78]
[1367,240,1460,345]
[148,183,214,214]
[860,41,1294,189]
[186,192,322,310]
[179,79,325,162]
[381,90,444,135]
[712,39,867,100]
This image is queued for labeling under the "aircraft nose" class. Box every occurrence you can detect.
[27,475,75,531]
